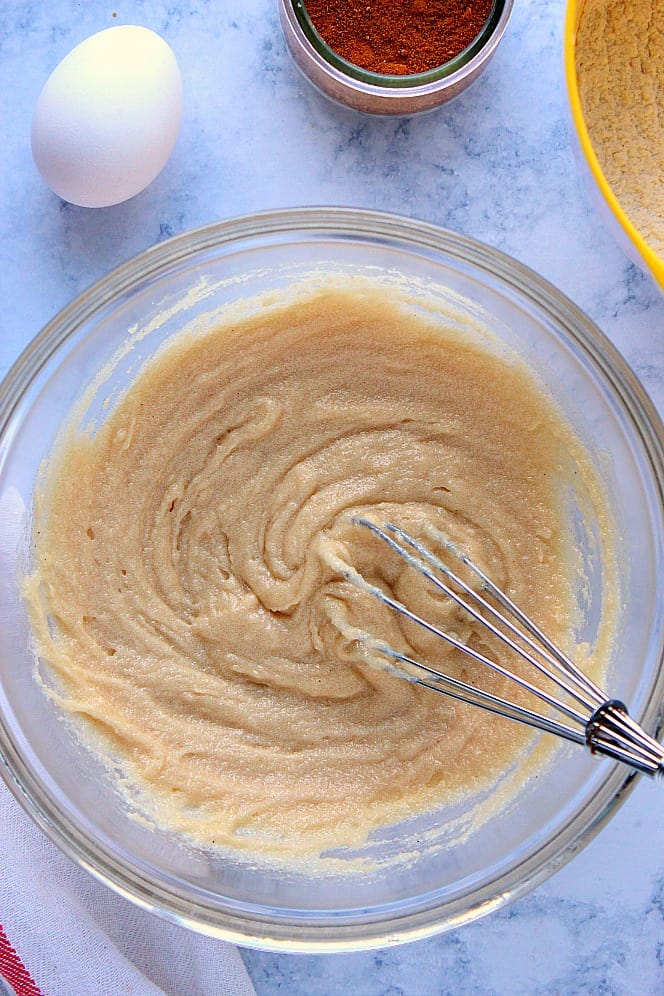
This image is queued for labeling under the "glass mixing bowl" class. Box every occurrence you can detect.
[0,208,663,951]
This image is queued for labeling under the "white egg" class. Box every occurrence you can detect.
[31,25,183,208]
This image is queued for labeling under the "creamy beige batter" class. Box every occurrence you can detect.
[575,0,664,258]
[25,283,611,858]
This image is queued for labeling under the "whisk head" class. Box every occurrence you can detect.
[330,516,663,778]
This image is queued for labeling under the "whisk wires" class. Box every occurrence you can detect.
[340,517,663,778]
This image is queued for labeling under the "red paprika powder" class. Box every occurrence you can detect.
[303,0,495,76]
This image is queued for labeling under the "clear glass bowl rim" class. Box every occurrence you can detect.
[1,207,663,952]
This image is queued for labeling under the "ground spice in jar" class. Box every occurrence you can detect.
[303,0,495,75]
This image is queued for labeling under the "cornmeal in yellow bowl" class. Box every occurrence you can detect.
[570,0,664,280]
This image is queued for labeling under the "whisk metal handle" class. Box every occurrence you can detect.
[586,700,664,777]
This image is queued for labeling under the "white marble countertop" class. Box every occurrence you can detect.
[1,0,663,993]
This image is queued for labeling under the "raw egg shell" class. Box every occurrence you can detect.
[31,25,183,208]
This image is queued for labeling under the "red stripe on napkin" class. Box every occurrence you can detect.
[0,925,44,996]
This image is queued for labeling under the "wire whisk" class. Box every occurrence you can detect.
[337,517,664,778]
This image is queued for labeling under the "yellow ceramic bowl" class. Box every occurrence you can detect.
[564,0,664,289]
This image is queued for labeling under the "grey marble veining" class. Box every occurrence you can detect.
[1,0,663,993]
[243,781,664,994]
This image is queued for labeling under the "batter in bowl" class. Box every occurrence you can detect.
[25,280,614,859]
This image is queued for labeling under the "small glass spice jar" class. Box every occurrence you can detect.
[278,0,514,115]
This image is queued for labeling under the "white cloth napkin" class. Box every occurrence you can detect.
[0,486,256,995]
[0,779,256,996]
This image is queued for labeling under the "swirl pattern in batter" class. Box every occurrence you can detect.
[25,282,609,858]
